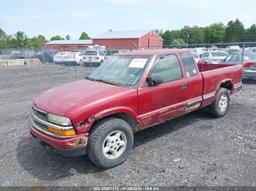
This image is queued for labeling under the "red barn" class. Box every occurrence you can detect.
[45,40,93,51]
[93,30,163,50]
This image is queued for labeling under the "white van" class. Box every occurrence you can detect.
[53,51,84,65]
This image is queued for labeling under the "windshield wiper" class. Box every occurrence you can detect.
[86,77,121,86]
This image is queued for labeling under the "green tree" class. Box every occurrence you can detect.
[244,24,256,42]
[0,28,7,51]
[14,31,28,48]
[181,26,205,44]
[225,19,245,42]
[65,34,71,40]
[205,23,225,43]
[79,32,90,40]
[161,30,183,46]
[50,35,64,41]
[171,38,186,47]
[28,35,47,49]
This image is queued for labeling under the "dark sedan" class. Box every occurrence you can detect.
[223,52,256,80]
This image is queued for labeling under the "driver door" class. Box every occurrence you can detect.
[137,54,187,128]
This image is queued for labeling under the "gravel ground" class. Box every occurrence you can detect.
[0,63,256,187]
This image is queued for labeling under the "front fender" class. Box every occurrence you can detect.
[75,106,141,133]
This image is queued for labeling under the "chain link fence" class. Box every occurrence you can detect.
[0,42,255,83]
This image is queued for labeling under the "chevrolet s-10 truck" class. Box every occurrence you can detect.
[29,49,243,168]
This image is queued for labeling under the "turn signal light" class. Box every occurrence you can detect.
[48,127,76,136]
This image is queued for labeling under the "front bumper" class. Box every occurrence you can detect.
[28,117,88,157]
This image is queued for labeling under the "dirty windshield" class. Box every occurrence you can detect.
[88,55,152,87]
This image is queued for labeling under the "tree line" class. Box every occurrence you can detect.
[158,19,256,47]
[0,30,91,51]
[0,18,256,50]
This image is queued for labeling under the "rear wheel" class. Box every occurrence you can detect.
[208,88,230,117]
[87,118,134,169]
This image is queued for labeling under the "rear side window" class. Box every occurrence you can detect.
[180,53,198,78]
[151,54,182,83]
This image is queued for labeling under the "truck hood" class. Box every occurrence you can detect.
[33,79,131,116]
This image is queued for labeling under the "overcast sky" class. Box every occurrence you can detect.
[0,0,255,40]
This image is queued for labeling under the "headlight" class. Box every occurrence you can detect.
[47,113,72,126]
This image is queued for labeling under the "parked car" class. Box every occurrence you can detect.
[53,51,84,65]
[223,52,256,80]
[41,50,58,63]
[193,47,207,57]
[29,49,243,168]
[200,51,228,64]
[247,47,256,53]
[83,50,106,66]
[192,52,201,64]
[225,45,241,54]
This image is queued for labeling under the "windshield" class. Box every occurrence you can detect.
[88,55,152,87]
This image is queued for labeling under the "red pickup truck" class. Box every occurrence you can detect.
[29,49,243,168]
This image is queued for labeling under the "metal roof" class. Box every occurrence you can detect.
[46,40,93,45]
[93,30,153,39]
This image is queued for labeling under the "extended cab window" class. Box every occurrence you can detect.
[180,53,198,78]
[151,54,182,83]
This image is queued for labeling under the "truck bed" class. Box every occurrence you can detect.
[198,63,243,107]
[198,63,232,72]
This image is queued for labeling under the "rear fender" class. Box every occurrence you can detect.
[217,79,233,93]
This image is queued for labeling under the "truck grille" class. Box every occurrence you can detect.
[33,119,48,132]
[32,107,47,121]
[31,106,75,139]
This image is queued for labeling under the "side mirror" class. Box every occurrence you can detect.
[147,75,163,86]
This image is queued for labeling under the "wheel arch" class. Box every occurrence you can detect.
[218,79,233,92]
[85,107,142,133]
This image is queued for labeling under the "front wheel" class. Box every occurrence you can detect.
[208,88,230,117]
[87,118,134,169]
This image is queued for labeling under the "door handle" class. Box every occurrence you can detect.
[181,83,187,89]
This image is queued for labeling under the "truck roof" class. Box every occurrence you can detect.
[116,49,188,56]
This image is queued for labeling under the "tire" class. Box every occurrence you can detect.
[208,88,230,118]
[87,117,134,169]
